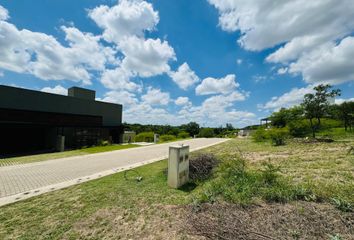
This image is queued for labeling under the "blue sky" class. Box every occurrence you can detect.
[0,0,353,127]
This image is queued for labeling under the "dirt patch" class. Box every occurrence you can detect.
[184,202,354,240]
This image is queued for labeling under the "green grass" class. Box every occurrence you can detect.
[0,160,190,239]
[0,134,353,238]
[0,144,139,167]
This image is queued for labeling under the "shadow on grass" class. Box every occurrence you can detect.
[178,182,197,192]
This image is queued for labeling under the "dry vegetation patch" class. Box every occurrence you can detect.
[185,202,354,240]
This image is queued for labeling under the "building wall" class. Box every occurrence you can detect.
[0,85,122,126]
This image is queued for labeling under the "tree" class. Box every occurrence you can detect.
[338,101,354,131]
[182,122,200,137]
[199,128,215,138]
[226,123,234,131]
[302,84,340,138]
[270,106,304,128]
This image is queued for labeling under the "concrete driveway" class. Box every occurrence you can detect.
[0,138,228,206]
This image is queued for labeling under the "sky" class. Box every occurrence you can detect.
[0,0,353,127]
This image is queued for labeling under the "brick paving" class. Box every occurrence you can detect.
[0,138,227,198]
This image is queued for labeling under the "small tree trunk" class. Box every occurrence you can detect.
[309,118,315,138]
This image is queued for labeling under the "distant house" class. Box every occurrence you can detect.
[0,85,123,155]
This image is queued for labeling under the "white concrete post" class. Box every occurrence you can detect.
[154,134,159,143]
[168,144,189,188]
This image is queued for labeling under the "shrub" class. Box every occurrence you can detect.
[199,128,215,138]
[195,156,313,205]
[97,139,110,146]
[159,134,176,142]
[135,132,154,142]
[177,131,190,139]
[189,154,219,181]
[267,128,289,146]
[252,128,268,142]
[288,120,311,137]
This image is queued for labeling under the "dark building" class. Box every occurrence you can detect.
[0,85,123,156]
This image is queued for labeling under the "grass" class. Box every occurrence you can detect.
[0,134,353,238]
[0,144,139,167]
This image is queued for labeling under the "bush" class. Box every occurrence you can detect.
[199,128,215,138]
[159,134,176,142]
[252,128,268,142]
[135,132,154,142]
[268,128,289,146]
[195,157,313,205]
[97,139,110,146]
[189,154,219,181]
[177,131,190,139]
[288,120,311,137]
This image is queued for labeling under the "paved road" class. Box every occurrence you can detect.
[0,138,227,204]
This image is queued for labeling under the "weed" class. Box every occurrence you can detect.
[331,198,353,212]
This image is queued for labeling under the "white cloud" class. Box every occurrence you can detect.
[100,67,142,92]
[335,97,354,105]
[0,5,9,21]
[277,67,288,75]
[196,74,240,95]
[41,85,67,95]
[119,36,176,78]
[288,37,354,85]
[260,85,314,110]
[253,75,267,83]
[0,9,116,84]
[88,0,159,44]
[236,58,242,65]
[169,62,199,90]
[141,87,170,105]
[175,96,190,106]
[208,0,354,85]
[102,90,138,106]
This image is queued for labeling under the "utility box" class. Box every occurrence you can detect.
[168,145,189,188]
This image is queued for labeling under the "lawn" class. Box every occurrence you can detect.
[0,144,139,167]
[0,135,353,239]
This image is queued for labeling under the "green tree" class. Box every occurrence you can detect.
[182,122,200,136]
[199,128,215,138]
[338,101,354,131]
[302,84,340,138]
[226,123,234,131]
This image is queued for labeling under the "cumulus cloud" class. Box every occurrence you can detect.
[288,37,354,85]
[102,90,138,106]
[101,67,142,92]
[0,9,116,84]
[88,0,159,44]
[0,5,8,21]
[119,36,175,78]
[196,74,239,95]
[141,87,170,105]
[41,85,67,95]
[208,0,354,85]
[277,67,288,75]
[259,85,314,110]
[175,96,190,106]
[169,63,199,90]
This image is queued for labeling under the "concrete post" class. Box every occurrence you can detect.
[154,134,159,144]
[56,135,65,152]
[168,144,189,188]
